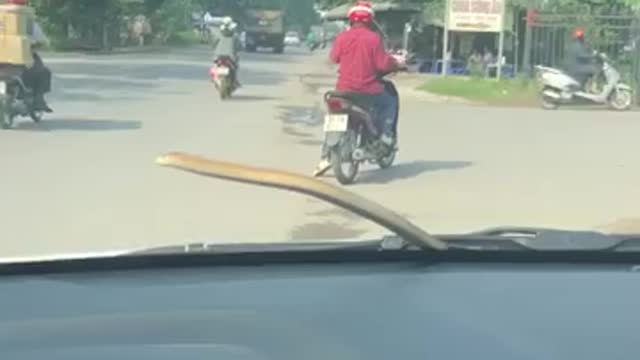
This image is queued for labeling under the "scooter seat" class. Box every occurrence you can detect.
[325,91,374,112]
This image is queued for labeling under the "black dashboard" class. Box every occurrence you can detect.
[1,256,638,360]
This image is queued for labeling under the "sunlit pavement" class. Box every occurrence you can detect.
[1,45,640,258]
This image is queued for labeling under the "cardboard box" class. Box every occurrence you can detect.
[0,4,35,66]
[0,35,33,66]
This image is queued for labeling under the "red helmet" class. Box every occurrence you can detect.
[573,27,584,39]
[348,1,374,24]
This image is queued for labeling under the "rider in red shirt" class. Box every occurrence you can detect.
[330,5,397,95]
[313,1,405,176]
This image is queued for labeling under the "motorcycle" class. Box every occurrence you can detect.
[535,52,633,111]
[321,77,399,185]
[209,56,236,100]
[307,40,320,52]
[0,66,44,129]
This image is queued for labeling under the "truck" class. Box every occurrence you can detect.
[243,5,285,54]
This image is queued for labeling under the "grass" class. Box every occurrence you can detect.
[419,76,539,106]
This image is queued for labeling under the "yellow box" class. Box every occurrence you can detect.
[0,4,35,66]
[0,35,33,66]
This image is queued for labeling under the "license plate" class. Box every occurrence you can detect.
[323,114,348,132]
[217,67,229,75]
[0,82,5,95]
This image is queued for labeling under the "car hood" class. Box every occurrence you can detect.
[0,249,132,264]
[0,238,371,265]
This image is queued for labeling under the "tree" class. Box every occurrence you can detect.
[31,0,124,49]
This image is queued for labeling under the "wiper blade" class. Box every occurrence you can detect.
[446,227,640,252]
[155,152,446,251]
[131,238,397,256]
[132,228,640,256]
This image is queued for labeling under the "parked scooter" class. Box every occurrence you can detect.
[0,66,44,129]
[535,52,633,111]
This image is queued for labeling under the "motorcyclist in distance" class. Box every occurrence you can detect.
[212,17,242,89]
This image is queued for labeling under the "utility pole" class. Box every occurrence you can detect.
[441,0,450,76]
[522,8,535,76]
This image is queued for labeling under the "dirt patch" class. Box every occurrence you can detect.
[289,204,368,240]
[290,221,366,240]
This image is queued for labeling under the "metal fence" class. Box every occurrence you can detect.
[527,10,640,101]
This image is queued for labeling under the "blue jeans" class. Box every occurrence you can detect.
[371,89,396,137]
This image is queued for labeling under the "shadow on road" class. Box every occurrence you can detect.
[52,61,287,87]
[14,118,142,132]
[231,94,279,102]
[358,160,472,184]
[282,126,314,138]
[278,105,321,127]
[50,91,146,103]
[50,75,152,102]
[298,139,323,146]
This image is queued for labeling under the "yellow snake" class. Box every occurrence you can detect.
[156,152,447,250]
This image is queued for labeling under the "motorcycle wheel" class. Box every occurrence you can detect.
[330,130,359,185]
[0,97,13,129]
[540,88,559,110]
[608,88,632,111]
[30,110,43,123]
[219,78,229,100]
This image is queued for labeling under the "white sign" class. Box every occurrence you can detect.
[323,114,348,132]
[447,0,505,33]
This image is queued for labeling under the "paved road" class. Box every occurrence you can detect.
[1,45,640,258]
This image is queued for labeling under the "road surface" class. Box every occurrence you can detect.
[1,45,640,258]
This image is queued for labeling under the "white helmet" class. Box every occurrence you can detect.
[221,16,236,32]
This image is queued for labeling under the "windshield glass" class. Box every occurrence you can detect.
[0,0,639,260]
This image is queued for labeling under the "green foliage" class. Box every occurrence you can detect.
[29,0,202,49]
[149,0,195,42]
[282,0,318,31]
[30,0,124,49]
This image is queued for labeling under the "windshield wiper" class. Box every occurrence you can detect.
[132,227,640,255]
[131,239,395,256]
[155,152,447,250]
[442,227,640,252]
[153,153,640,254]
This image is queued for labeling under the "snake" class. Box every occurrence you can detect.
[156,152,447,250]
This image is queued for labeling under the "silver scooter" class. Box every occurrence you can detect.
[535,52,633,111]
